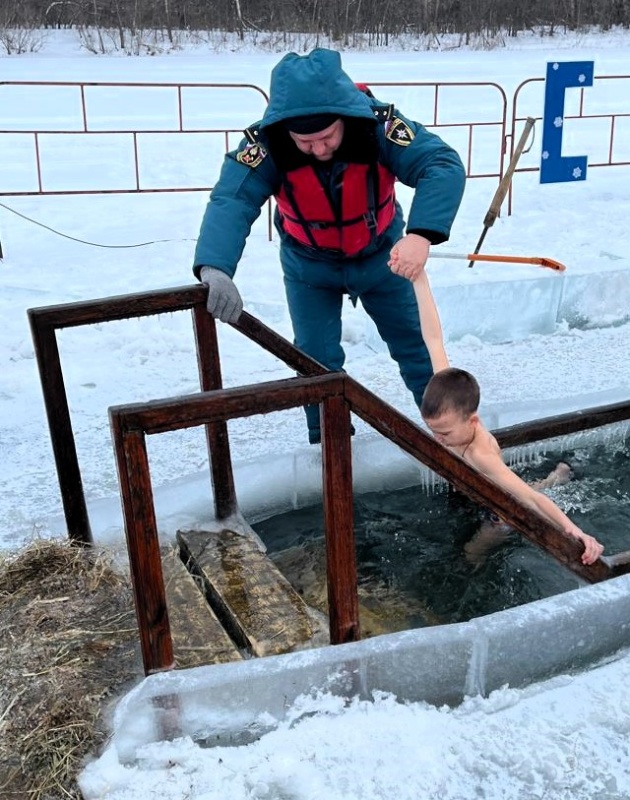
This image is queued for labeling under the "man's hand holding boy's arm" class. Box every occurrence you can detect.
[388,233,430,281]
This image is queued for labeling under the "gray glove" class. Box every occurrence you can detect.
[199,266,243,324]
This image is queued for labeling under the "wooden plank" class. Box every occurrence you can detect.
[28,312,92,545]
[27,284,205,328]
[236,310,330,377]
[115,373,345,436]
[270,539,446,637]
[161,546,242,668]
[177,529,318,657]
[192,306,238,521]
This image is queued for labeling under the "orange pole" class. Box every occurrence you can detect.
[466,253,566,271]
[431,252,566,271]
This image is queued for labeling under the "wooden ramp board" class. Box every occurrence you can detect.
[161,546,242,668]
[177,529,320,657]
[270,539,446,637]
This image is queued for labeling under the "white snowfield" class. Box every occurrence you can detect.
[1,28,630,800]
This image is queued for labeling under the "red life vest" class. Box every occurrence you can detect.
[275,162,396,256]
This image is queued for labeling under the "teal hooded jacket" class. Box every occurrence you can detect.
[193,48,465,278]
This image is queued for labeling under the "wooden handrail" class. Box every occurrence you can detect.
[29,286,630,674]
[109,372,352,672]
[343,378,622,583]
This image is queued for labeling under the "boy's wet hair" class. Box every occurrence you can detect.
[421,367,480,419]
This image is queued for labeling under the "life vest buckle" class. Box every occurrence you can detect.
[363,210,378,230]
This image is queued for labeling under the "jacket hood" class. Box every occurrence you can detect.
[260,48,375,131]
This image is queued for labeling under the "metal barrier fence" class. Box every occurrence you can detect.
[0,80,269,195]
[508,74,630,213]
[2,75,629,249]
[0,78,509,259]
[0,80,274,255]
[0,78,507,199]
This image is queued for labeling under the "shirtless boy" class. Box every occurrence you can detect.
[390,265,604,566]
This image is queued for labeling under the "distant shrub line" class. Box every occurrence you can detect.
[2,0,630,55]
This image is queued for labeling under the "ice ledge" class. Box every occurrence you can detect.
[104,571,630,764]
[364,263,630,346]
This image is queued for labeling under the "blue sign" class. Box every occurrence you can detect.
[540,61,594,184]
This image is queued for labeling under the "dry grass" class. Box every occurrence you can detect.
[0,539,143,800]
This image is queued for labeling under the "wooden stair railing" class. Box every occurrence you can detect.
[29,286,630,676]
[235,308,630,582]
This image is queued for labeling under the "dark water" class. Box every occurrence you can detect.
[253,426,630,633]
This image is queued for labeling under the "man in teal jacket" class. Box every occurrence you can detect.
[194,48,466,444]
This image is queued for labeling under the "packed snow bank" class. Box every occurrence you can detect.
[82,570,630,775]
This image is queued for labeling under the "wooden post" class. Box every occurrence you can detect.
[27,311,92,545]
[192,305,238,520]
[321,394,360,644]
[110,413,174,675]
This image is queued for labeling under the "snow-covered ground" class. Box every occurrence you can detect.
[2,28,630,799]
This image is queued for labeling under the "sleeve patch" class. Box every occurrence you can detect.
[236,143,267,168]
[385,117,415,147]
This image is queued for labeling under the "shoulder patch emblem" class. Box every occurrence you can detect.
[236,143,267,168]
[385,117,415,146]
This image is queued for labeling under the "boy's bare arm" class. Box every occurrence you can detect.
[470,450,604,565]
[410,271,450,373]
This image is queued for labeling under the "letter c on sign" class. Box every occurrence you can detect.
[540,61,594,184]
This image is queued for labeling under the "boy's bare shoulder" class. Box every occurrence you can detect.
[471,425,501,459]
[467,427,537,499]
[466,426,505,475]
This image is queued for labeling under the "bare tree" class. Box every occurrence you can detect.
[4,0,629,54]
